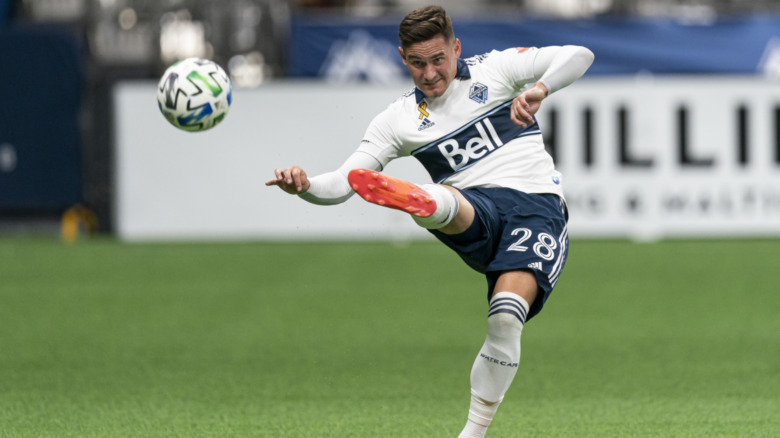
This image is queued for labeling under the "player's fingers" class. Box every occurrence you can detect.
[510,110,526,128]
[510,104,524,126]
[265,168,284,186]
[290,167,305,191]
[297,169,308,192]
[511,101,530,127]
[515,96,534,124]
[268,168,296,192]
[276,167,293,185]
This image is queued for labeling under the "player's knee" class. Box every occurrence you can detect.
[487,290,529,338]
[412,184,459,230]
[493,270,538,304]
[487,311,524,338]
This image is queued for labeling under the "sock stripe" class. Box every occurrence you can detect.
[488,297,527,323]
[489,297,527,315]
[489,298,527,315]
[487,308,526,324]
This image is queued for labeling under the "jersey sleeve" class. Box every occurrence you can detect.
[298,95,411,205]
[355,108,403,168]
[530,45,594,94]
[297,150,382,205]
[487,45,594,94]
[486,47,544,91]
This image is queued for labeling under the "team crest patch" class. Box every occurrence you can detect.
[469,82,488,104]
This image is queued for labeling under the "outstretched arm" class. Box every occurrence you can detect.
[265,151,383,205]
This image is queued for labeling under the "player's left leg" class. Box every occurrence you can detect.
[347,168,474,233]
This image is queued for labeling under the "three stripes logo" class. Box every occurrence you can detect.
[418,118,435,131]
[527,261,543,270]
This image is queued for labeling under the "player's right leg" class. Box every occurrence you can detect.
[347,168,474,233]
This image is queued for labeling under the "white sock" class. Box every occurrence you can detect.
[459,292,528,438]
[411,184,459,229]
[458,392,499,438]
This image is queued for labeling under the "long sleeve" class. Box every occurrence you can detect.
[297,151,383,205]
[532,45,594,94]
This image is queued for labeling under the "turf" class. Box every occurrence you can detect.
[0,237,778,437]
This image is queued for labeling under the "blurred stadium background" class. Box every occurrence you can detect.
[2,2,780,436]
[1,0,779,241]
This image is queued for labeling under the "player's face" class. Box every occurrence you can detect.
[399,35,461,98]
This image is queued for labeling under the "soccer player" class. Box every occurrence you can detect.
[267,5,593,437]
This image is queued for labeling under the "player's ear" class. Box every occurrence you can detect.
[453,38,461,58]
[398,46,408,65]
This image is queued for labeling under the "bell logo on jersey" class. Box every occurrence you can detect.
[437,118,504,171]
[412,101,540,183]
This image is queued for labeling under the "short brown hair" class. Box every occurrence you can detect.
[398,6,454,50]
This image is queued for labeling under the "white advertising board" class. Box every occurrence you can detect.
[114,80,432,242]
[114,77,780,241]
[539,76,780,239]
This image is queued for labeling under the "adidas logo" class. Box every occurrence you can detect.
[418,118,435,131]
[527,261,543,270]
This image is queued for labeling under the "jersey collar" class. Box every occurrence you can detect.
[414,58,472,103]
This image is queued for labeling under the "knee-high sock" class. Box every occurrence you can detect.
[459,292,528,437]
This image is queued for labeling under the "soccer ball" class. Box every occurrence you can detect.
[156,58,232,132]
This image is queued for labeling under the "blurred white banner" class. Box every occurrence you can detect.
[537,76,780,240]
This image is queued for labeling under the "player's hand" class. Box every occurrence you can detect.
[265,165,310,194]
[511,82,548,128]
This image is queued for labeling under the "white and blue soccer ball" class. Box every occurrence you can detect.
[156,58,232,132]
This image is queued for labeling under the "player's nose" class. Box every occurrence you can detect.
[422,64,438,81]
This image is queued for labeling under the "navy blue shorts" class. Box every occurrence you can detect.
[430,188,569,320]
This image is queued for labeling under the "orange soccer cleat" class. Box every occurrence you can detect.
[347,169,437,217]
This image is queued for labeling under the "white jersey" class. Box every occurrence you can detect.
[358,47,564,198]
[298,45,594,206]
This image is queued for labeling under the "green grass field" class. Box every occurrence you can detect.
[1,237,778,437]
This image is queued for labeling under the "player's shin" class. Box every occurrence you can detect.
[459,292,528,438]
[411,184,459,229]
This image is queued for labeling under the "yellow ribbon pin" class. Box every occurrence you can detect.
[418,102,429,120]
